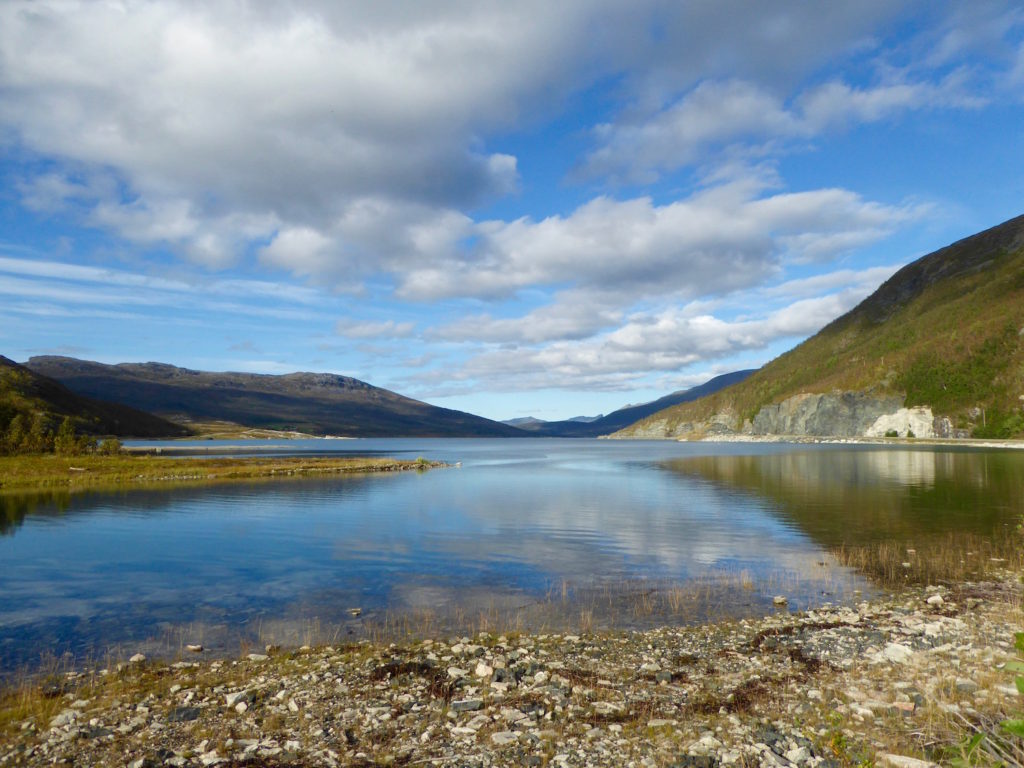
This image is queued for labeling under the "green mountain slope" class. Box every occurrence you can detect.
[25,357,525,438]
[0,356,190,440]
[508,370,755,436]
[616,213,1024,439]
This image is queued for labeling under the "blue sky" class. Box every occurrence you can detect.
[1,2,1023,422]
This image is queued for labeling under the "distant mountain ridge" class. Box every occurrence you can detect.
[505,370,755,437]
[0,356,189,439]
[615,213,1024,440]
[25,357,524,438]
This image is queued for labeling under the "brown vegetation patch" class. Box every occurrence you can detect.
[367,659,453,703]
[691,678,780,715]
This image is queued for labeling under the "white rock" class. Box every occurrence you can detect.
[129,653,146,663]
[880,755,939,768]
[785,746,810,764]
[926,594,944,606]
[49,710,76,728]
[865,407,935,438]
[224,691,247,707]
[883,643,915,664]
[287,699,299,713]
[234,702,247,714]
[773,595,788,606]
[246,653,268,662]
[474,662,493,678]
[446,666,468,679]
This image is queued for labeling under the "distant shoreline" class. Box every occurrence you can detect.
[0,454,442,493]
[686,433,1024,449]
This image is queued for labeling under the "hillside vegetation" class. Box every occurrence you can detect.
[508,369,755,436]
[25,357,524,438]
[618,213,1024,439]
[0,356,190,453]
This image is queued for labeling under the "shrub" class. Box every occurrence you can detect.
[98,438,123,455]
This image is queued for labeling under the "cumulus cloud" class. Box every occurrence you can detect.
[396,178,921,302]
[438,281,881,393]
[582,71,988,183]
[0,1,913,272]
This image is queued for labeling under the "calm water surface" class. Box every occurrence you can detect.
[1,439,1021,670]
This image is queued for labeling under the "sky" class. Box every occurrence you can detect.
[1,2,1023,422]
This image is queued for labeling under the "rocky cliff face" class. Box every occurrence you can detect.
[614,389,974,440]
[751,392,905,437]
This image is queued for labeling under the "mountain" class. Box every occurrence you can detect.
[0,356,190,439]
[506,370,755,437]
[615,213,1024,440]
[25,357,524,438]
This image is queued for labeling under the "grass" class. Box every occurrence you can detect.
[0,452,443,493]
[831,529,1024,588]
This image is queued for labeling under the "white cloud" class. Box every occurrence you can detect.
[418,263,893,393]
[583,71,988,183]
[396,179,920,303]
[336,319,416,339]
[0,1,914,274]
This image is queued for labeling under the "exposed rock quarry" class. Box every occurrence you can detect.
[752,392,905,437]
[616,390,982,441]
[864,407,936,438]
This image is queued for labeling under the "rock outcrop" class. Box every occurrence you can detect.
[864,407,936,438]
[751,392,905,437]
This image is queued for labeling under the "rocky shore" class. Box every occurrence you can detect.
[2,577,1021,768]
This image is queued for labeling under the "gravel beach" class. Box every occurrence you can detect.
[2,575,1021,768]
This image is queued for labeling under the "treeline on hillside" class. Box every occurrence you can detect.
[1,411,122,456]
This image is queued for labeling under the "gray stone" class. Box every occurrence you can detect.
[955,678,978,695]
[450,698,483,712]
[165,706,201,723]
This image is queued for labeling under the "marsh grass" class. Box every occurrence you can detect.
[831,528,1024,587]
[0,453,441,493]
[343,567,837,647]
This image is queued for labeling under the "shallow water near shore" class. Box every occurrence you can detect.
[2,439,1021,672]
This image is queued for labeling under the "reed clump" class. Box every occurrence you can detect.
[832,528,1024,588]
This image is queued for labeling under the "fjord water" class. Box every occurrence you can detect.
[1,439,1021,670]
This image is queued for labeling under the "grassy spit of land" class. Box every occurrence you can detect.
[0,453,441,493]
[1,560,1022,767]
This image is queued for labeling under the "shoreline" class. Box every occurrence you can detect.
[0,454,443,493]
[3,572,1020,767]
[687,434,1024,449]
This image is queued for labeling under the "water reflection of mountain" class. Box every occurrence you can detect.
[661,448,1024,547]
[0,491,74,536]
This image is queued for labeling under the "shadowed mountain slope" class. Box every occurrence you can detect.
[1,356,190,438]
[25,357,525,438]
